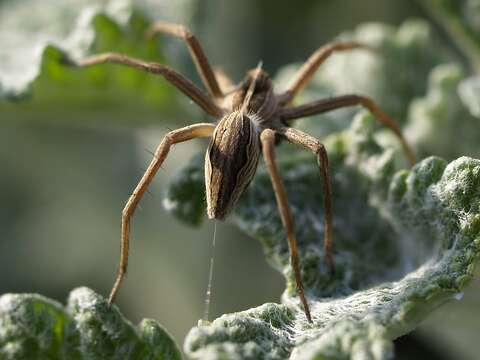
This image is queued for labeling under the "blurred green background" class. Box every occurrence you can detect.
[1,0,479,359]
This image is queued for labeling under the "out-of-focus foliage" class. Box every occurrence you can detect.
[419,0,480,72]
[406,64,480,160]
[0,0,201,123]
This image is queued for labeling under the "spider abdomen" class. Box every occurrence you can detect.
[205,111,261,219]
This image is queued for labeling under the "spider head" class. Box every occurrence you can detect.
[205,111,261,220]
[231,69,274,113]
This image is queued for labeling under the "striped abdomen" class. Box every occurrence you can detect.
[205,111,261,219]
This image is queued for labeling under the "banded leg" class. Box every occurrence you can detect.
[260,128,312,323]
[146,21,223,98]
[108,123,215,304]
[277,127,334,273]
[77,53,223,118]
[279,94,416,165]
[279,42,375,104]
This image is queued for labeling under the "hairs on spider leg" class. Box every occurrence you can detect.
[144,148,155,157]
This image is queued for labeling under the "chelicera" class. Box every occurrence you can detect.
[76,21,415,323]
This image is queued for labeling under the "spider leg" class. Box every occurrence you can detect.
[277,127,334,274]
[108,123,215,305]
[260,128,313,323]
[279,94,416,165]
[146,21,223,98]
[279,42,375,104]
[76,53,223,118]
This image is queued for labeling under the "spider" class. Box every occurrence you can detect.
[75,21,415,323]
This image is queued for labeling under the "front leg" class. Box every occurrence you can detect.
[260,128,312,323]
[146,21,223,98]
[75,53,223,118]
[109,123,215,304]
[277,127,334,273]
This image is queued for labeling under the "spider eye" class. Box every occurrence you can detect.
[204,112,261,219]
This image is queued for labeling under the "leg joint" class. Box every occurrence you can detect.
[312,140,327,156]
[177,25,193,40]
[313,142,329,167]
[354,94,372,108]
[163,130,182,145]
[260,128,276,143]
[122,207,130,218]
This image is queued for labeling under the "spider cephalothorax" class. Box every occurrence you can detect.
[76,21,415,323]
[229,69,276,118]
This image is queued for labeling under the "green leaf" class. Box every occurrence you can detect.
[458,74,480,117]
[0,0,200,123]
[419,0,480,73]
[172,114,480,360]
[0,287,181,360]
[405,64,480,160]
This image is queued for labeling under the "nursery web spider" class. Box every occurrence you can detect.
[76,21,415,323]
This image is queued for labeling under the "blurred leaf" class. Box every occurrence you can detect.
[172,114,480,360]
[0,0,203,123]
[406,64,480,160]
[458,74,480,117]
[419,0,480,72]
[0,287,181,360]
